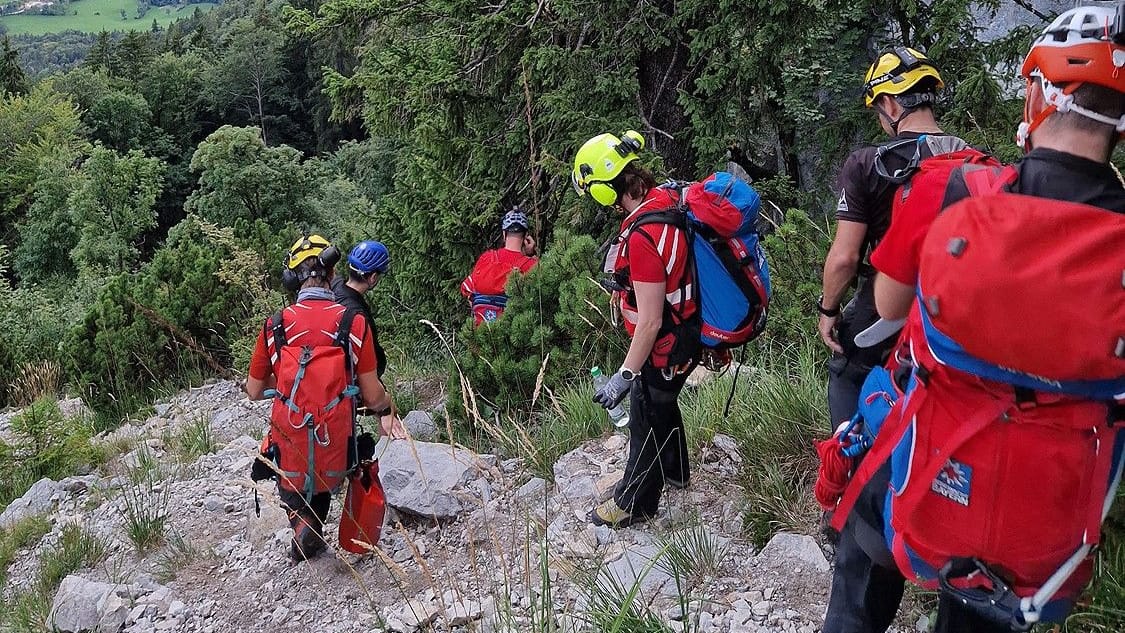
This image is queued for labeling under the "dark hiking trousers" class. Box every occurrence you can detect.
[824,464,905,633]
[613,362,696,517]
[827,354,872,431]
[279,488,331,537]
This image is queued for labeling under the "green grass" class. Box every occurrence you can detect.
[170,415,216,463]
[0,1,216,36]
[0,515,52,586]
[120,465,169,552]
[1,523,108,633]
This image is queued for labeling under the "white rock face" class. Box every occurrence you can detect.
[0,477,61,528]
[376,438,488,519]
[756,532,830,573]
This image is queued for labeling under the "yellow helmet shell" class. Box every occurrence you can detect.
[571,130,645,206]
[863,47,944,108]
[286,234,331,270]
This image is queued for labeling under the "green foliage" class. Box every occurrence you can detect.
[13,151,81,280]
[206,16,288,145]
[185,125,320,233]
[171,414,216,462]
[0,515,52,587]
[65,216,248,420]
[121,462,169,552]
[37,523,109,592]
[0,397,102,508]
[87,90,157,152]
[0,85,84,220]
[452,230,621,417]
[69,146,165,274]
[760,210,832,345]
[0,35,29,96]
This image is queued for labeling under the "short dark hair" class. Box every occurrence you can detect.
[611,162,657,202]
[348,269,376,283]
[1045,82,1125,140]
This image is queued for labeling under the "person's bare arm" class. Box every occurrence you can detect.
[818,220,867,353]
[621,280,665,372]
[357,371,405,438]
[874,273,914,320]
[244,375,275,400]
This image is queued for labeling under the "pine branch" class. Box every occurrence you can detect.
[127,297,233,379]
[1011,0,1050,22]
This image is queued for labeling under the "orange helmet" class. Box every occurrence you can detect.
[1017,4,1125,148]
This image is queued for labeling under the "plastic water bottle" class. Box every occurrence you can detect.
[591,366,630,428]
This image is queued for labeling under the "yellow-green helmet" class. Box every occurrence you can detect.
[863,46,944,108]
[571,130,645,206]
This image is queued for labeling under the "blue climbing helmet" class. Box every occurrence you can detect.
[501,209,530,233]
[347,240,390,275]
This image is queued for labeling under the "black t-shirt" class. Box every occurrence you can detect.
[836,132,970,257]
[943,147,1125,213]
[331,277,387,378]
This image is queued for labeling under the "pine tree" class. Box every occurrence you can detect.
[0,36,28,96]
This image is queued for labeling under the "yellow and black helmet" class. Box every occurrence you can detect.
[286,234,334,270]
[863,46,944,108]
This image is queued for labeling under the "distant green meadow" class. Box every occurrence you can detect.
[0,0,215,36]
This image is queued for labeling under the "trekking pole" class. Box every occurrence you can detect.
[722,347,747,419]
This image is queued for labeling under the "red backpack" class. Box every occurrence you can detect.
[263,305,360,499]
[837,166,1125,629]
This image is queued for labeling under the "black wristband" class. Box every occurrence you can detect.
[374,405,393,417]
[817,296,841,317]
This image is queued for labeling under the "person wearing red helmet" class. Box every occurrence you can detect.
[872,3,1125,319]
[823,5,1125,633]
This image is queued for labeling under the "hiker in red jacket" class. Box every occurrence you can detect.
[572,130,700,529]
[245,235,405,562]
[825,5,1125,632]
[459,209,538,326]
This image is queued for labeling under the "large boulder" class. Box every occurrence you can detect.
[401,411,437,440]
[0,477,61,528]
[48,576,134,633]
[755,532,830,573]
[376,439,488,519]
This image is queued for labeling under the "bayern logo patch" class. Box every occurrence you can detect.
[931,458,972,507]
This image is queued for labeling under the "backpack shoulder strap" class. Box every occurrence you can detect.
[335,308,359,376]
[268,310,286,353]
[963,165,1018,197]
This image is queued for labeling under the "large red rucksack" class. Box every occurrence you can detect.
[263,306,360,499]
[834,166,1125,629]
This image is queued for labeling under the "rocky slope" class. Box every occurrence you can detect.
[0,380,845,633]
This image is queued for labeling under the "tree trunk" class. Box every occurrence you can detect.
[635,5,697,178]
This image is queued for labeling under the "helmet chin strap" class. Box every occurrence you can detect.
[875,103,911,136]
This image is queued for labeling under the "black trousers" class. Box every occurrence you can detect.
[278,487,331,534]
[827,353,872,431]
[613,362,695,517]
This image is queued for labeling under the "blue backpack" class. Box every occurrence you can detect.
[629,172,772,350]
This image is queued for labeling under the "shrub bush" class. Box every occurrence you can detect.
[0,397,101,508]
[448,230,623,424]
[65,216,251,423]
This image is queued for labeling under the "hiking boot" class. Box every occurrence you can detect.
[288,514,327,562]
[665,477,689,490]
[588,499,650,529]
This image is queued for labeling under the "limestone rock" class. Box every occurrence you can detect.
[756,532,830,573]
[48,576,135,633]
[401,411,437,440]
[0,477,61,528]
[376,439,486,519]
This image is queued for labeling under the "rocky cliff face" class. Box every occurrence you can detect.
[0,381,850,633]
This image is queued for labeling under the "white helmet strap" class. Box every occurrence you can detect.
[1040,76,1125,132]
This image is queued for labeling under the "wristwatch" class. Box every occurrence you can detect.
[817,295,841,318]
[620,368,638,382]
[374,404,393,417]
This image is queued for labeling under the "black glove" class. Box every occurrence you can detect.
[593,370,634,409]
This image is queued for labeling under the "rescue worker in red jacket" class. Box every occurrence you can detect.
[459,209,538,326]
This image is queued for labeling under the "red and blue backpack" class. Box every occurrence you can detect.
[624,172,772,352]
[831,165,1125,630]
